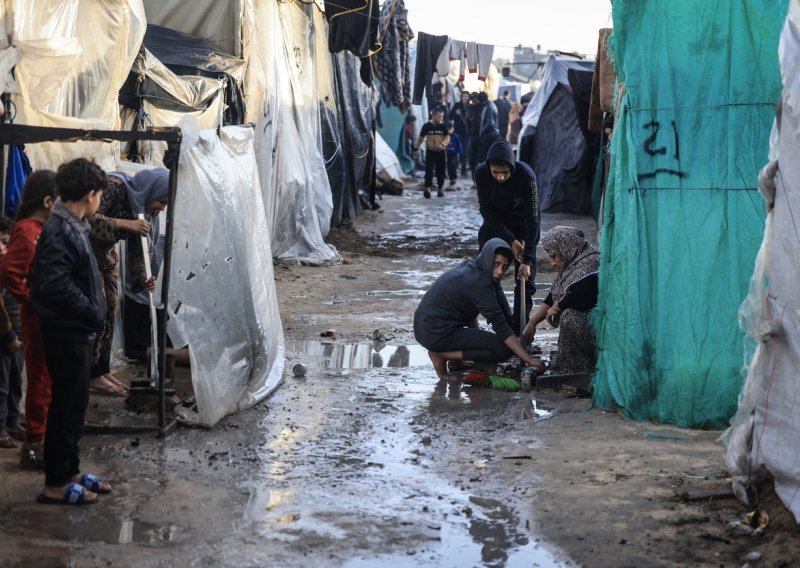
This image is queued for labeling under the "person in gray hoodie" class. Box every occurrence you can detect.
[413,238,544,380]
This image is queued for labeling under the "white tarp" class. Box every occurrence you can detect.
[7,0,145,170]
[725,0,800,523]
[171,126,284,426]
[521,55,595,131]
[375,131,404,180]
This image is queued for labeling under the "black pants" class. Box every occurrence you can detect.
[415,320,512,363]
[458,133,469,174]
[0,342,22,427]
[478,223,535,335]
[41,326,93,487]
[479,134,501,164]
[468,134,482,172]
[424,150,446,190]
[446,152,459,182]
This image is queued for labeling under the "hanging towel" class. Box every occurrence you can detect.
[436,38,452,76]
[4,145,31,218]
[477,43,494,81]
[412,32,448,105]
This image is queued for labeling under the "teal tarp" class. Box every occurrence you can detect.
[593,0,787,428]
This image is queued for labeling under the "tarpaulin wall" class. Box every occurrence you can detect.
[170,126,284,427]
[726,0,800,522]
[240,0,337,263]
[331,51,375,223]
[593,0,787,428]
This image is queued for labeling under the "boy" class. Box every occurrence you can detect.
[0,215,23,448]
[32,158,110,505]
[414,238,544,380]
[445,122,464,190]
[413,106,450,198]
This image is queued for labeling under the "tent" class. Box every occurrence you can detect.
[375,130,404,180]
[518,56,597,214]
[726,0,800,522]
[592,0,787,428]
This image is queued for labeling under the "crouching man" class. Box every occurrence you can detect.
[413,238,544,380]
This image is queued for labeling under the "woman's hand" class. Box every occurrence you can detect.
[142,276,156,293]
[546,304,561,327]
[119,218,151,236]
[8,337,21,353]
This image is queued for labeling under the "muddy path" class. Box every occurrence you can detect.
[1,183,798,567]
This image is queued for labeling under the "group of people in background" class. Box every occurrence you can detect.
[400,83,533,195]
[0,158,169,505]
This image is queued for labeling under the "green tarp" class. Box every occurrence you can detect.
[593,0,787,428]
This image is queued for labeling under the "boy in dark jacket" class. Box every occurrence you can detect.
[414,238,543,380]
[32,158,110,505]
[475,140,541,335]
[445,122,464,189]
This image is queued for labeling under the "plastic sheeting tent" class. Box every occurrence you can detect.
[4,0,286,427]
[519,56,597,214]
[725,0,800,522]
[5,0,145,169]
[593,0,787,428]
[145,0,339,264]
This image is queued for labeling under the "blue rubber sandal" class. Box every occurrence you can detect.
[37,482,97,505]
[77,473,112,494]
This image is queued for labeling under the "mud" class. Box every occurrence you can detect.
[1,182,799,567]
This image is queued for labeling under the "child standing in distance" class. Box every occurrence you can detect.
[0,215,23,449]
[32,159,111,505]
[413,106,450,198]
[0,170,57,469]
[445,121,465,190]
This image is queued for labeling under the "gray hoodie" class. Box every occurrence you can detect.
[414,238,514,346]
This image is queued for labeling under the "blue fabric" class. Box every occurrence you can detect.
[4,145,31,218]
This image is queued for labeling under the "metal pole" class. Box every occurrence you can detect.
[158,137,181,433]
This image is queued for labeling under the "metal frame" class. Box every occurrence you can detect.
[0,123,182,436]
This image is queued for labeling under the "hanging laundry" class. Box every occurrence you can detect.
[4,145,31,218]
[465,42,478,73]
[435,38,452,76]
[373,0,414,109]
[412,32,448,105]
[325,0,379,57]
[448,40,464,62]
[324,0,379,86]
[476,43,494,81]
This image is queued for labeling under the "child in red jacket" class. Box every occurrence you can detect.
[0,170,56,469]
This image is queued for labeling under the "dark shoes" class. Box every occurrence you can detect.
[6,424,24,441]
[423,188,431,199]
[20,442,44,470]
[437,190,444,197]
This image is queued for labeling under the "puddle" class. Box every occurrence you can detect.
[364,289,425,297]
[342,494,564,568]
[287,340,430,370]
[519,395,555,421]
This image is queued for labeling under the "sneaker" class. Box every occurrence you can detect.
[20,442,44,470]
[423,189,431,199]
[449,179,456,187]
[0,430,16,448]
[437,190,444,197]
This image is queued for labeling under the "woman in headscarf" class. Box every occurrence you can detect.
[521,226,600,374]
[88,168,169,395]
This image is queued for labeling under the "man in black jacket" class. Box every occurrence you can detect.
[475,140,540,335]
[33,158,109,506]
[414,238,543,380]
